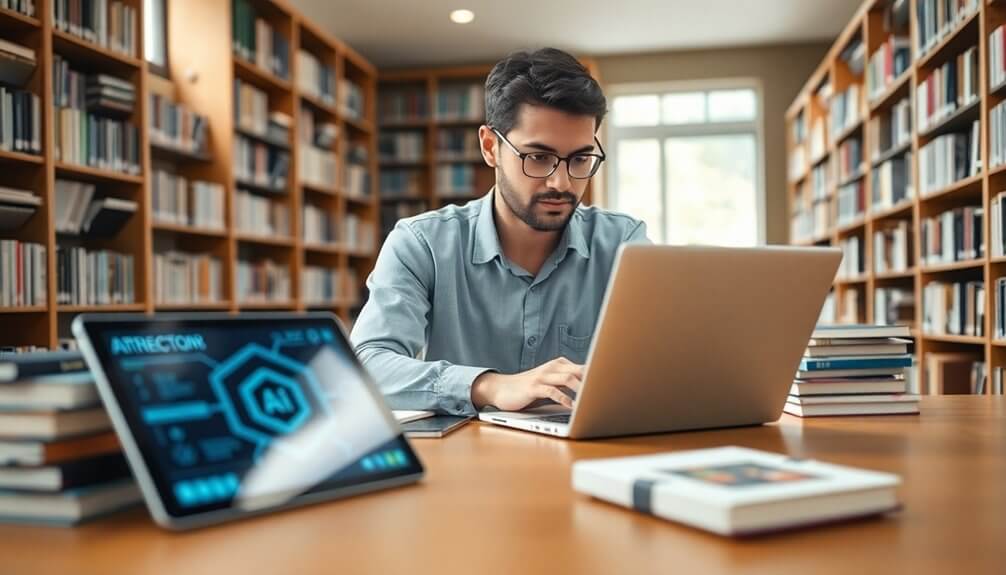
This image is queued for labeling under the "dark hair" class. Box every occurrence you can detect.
[485,48,607,136]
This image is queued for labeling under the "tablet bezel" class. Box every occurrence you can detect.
[72,311,424,530]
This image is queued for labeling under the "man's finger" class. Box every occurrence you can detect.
[536,384,574,408]
[547,361,584,379]
[540,372,582,391]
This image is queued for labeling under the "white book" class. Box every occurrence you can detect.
[787,393,920,405]
[811,325,911,340]
[572,447,901,537]
[784,395,920,417]
[804,340,911,357]
[0,479,140,525]
[0,372,98,410]
[791,378,907,396]
[0,407,110,439]
[796,367,905,379]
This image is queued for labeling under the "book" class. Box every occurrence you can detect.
[0,0,35,17]
[0,350,86,383]
[798,355,913,372]
[0,239,46,307]
[795,367,906,380]
[301,265,349,306]
[0,407,110,440]
[81,197,137,238]
[0,432,119,466]
[0,186,40,205]
[810,325,912,340]
[784,394,920,417]
[803,339,910,357]
[0,453,129,491]
[572,446,901,536]
[0,86,41,154]
[55,246,134,306]
[0,478,140,525]
[791,377,907,396]
[154,251,223,306]
[237,257,290,304]
[0,204,35,231]
[0,372,98,410]
[54,179,96,234]
[0,43,36,87]
[51,0,138,59]
[52,56,140,175]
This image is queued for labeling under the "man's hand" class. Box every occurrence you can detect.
[471,357,584,411]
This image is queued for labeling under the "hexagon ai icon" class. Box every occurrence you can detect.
[239,368,312,435]
[209,344,328,446]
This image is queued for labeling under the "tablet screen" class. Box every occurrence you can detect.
[77,314,422,520]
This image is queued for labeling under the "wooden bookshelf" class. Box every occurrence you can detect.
[786,0,1006,395]
[0,0,379,350]
[377,60,602,241]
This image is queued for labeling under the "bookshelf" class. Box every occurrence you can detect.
[377,62,601,241]
[786,0,1006,394]
[0,0,378,351]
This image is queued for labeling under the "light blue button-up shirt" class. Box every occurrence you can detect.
[350,190,648,415]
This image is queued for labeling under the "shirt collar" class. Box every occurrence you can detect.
[471,188,590,266]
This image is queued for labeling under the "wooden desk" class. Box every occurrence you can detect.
[3,397,1005,574]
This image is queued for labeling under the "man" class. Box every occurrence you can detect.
[351,47,648,416]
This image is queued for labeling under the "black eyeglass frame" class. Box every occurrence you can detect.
[490,127,606,180]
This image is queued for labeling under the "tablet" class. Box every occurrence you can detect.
[72,312,423,530]
[401,415,473,438]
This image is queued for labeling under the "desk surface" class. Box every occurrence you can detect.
[2,397,1005,575]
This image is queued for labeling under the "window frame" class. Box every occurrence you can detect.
[145,0,170,78]
[605,79,766,245]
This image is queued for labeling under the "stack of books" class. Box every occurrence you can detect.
[0,186,41,232]
[0,38,41,156]
[785,324,919,417]
[0,350,140,526]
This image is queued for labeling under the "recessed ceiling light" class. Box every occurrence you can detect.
[450,9,475,24]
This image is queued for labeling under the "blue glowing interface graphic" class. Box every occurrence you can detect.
[87,319,420,517]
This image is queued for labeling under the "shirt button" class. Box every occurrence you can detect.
[527,336,537,347]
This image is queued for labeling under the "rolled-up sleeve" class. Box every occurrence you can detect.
[350,222,492,415]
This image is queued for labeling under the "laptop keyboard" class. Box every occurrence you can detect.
[538,414,571,424]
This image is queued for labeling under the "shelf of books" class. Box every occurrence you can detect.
[377,66,492,242]
[0,0,378,351]
[787,0,1006,395]
[377,61,601,242]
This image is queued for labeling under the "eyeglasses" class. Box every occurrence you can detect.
[491,127,606,180]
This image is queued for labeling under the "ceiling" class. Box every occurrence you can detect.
[289,0,863,69]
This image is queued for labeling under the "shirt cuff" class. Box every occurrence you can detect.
[436,365,495,416]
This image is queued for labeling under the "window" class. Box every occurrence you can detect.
[607,84,763,246]
[144,0,168,76]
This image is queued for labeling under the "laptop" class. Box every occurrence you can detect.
[478,244,842,439]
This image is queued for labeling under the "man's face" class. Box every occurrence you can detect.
[487,105,597,232]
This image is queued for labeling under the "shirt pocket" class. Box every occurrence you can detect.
[558,324,593,364]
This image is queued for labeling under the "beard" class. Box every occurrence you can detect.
[497,169,579,232]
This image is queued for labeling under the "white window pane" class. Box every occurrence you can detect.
[612,95,660,127]
[708,89,757,122]
[144,0,166,68]
[661,92,705,125]
[615,139,663,243]
[664,135,758,246]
